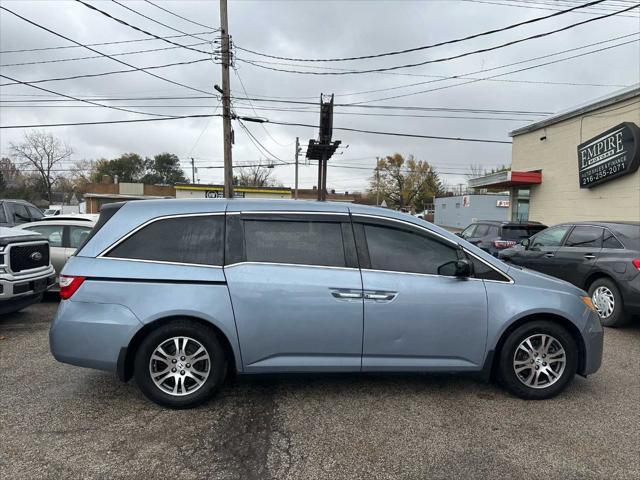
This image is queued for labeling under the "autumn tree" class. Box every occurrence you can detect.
[142,153,188,185]
[369,153,442,211]
[9,130,73,202]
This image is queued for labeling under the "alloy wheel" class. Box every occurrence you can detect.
[592,286,615,319]
[513,334,566,389]
[149,336,211,396]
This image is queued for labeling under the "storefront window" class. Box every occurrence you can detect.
[511,188,530,221]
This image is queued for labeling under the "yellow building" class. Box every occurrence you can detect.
[470,85,640,225]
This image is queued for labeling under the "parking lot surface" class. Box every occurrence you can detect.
[1,299,639,480]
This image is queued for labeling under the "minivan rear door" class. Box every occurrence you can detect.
[223,211,364,373]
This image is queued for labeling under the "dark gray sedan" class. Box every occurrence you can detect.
[500,221,640,327]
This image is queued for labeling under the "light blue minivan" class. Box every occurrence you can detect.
[50,199,603,408]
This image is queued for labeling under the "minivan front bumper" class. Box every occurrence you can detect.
[50,299,142,372]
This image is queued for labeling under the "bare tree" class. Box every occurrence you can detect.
[10,130,73,202]
[234,164,277,187]
[466,164,487,180]
[70,159,97,193]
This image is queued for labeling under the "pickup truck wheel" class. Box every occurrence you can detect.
[134,320,227,409]
[588,278,630,328]
[498,320,577,400]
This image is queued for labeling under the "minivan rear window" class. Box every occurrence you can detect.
[501,225,546,240]
[107,215,224,265]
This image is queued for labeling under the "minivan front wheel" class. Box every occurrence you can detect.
[497,321,578,400]
[134,320,227,408]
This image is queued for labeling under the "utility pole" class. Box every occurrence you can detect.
[191,157,196,184]
[294,136,300,199]
[219,0,234,198]
[376,162,380,206]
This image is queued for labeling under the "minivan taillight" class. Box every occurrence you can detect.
[59,275,85,300]
[493,240,517,249]
[632,259,640,270]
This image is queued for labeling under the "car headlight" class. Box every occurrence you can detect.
[581,296,596,313]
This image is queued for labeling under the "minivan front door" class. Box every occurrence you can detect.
[353,217,488,371]
[224,212,364,373]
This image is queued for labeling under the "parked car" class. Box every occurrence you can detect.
[499,221,640,327]
[0,227,55,315]
[458,220,548,256]
[50,199,603,408]
[15,215,97,289]
[0,199,44,227]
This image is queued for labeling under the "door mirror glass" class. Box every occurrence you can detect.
[438,259,473,277]
[521,238,530,249]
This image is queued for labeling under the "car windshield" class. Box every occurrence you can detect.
[501,225,546,240]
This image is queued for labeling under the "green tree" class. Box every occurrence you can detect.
[93,153,145,183]
[142,153,188,185]
[369,153,442,211]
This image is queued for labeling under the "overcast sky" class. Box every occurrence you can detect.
[1,0,639,192]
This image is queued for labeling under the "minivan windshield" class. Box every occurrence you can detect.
[501,225,546,240]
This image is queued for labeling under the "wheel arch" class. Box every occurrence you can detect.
[583,270,617,292]
[487,313,586,381]
[118,315,239,383]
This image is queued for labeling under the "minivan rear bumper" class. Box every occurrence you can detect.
[50,299,142,372]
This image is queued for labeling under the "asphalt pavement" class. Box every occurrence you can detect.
[0,299,638,479]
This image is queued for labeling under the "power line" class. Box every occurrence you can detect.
[237,120,287,163]
[111,0,213,43]
[0,41,213,68]
[236,3,639,75]
[144,0,217,31]
[233,0,607,62]
[0,5,215,96]
[463,0,640,17]
[0,58,212,87]
[74,0,213,55]
[0,72,183,118]
[0,30,215,54]
[0,114,221,129]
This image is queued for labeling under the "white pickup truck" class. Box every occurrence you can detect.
[0,227,55,315]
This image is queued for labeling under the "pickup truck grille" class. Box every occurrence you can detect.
[9,243,49,273]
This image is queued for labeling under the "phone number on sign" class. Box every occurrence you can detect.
[581,161,627,185]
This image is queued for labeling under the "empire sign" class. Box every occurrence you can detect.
[577,122,640,188]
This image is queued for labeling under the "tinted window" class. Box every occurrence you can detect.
[470,257,509,282]
[602,230,623,249]
[107,215,224,265]
[24,225,63,247]
[243,220,346,267]
[473,224,490,237]
[364,224,458,275]
[27,206,43,220]
[460,224,476,239]
[69,225,93,249]
[10,203,31,224]
[501,225,546,240]
[0,204,6,223]
[565,226,603,248]
[531,225,571,248]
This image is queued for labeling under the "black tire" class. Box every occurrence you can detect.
[588,278,630,328]
[497,320,578,400]
[134,319,227,409]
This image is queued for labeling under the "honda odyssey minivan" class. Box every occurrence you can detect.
[50,199,603,408]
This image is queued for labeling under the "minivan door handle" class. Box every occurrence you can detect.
[330,289,363,300]
[584,254,596,260]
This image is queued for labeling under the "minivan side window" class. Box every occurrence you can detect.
[564,226,603,248]
[363,224,458,275]
[106,215,224,265]
[530,225,571,249]
[243,219,346,267]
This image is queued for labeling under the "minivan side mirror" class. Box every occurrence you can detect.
[521,238,530,249]
[438,258,474,277]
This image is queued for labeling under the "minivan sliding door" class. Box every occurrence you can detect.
[224,212,364,373]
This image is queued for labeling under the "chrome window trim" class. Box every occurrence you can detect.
[239,210,349,216]
[224,261,358,271]
[5,240,51,276]
[352,212,513,283]
[98,212,225,261]
[98,256,223,269]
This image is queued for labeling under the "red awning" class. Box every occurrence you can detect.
[468,171,542,189]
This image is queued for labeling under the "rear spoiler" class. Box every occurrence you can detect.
[75,202,126,254]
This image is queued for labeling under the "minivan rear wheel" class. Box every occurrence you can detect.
[497,320,578,400]
[134,320,227,408]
